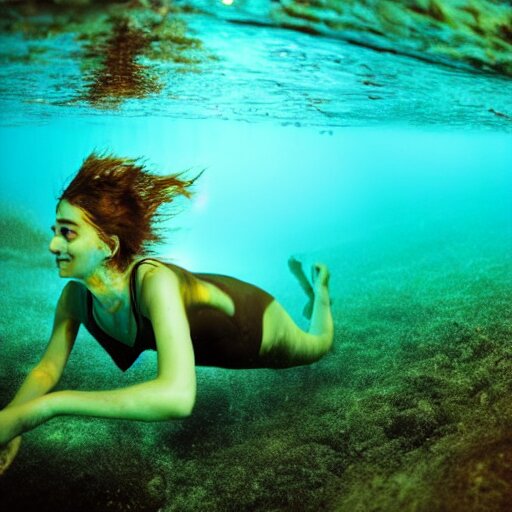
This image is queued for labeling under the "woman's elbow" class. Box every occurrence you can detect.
[159,387,196,420]
[172,391,196,419]
[177,397,196,419]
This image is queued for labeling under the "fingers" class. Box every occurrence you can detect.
[0,436,21,477]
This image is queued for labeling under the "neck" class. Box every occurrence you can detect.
[82,261,136,314]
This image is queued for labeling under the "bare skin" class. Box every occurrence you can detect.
[288,256,315,319]
[260,260,333,367]
[0,200,333,475]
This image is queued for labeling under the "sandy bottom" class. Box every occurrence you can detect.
[0,214,511,511]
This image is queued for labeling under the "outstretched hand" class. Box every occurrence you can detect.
[0,436,21,476]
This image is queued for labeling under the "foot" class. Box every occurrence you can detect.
[312,263,333,312]
[288,257,314,296]
[312,263,330,291]
[288,257,314,319]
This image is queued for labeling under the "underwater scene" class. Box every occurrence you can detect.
[0,1,511,511]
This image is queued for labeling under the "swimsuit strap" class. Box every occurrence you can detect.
[129,257,160,322]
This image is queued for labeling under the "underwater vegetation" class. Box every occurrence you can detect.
[0,215,510,511]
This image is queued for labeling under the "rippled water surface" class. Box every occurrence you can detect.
[0,6,511,130]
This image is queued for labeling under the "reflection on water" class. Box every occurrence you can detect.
[83,17,160,107]
[80,7,209,107]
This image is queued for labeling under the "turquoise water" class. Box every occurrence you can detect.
[1,3,512,511]
[2,117,510,280]
[1,117,510,511]
[1,119,510,332]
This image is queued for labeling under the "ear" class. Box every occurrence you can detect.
[106,235,120,258]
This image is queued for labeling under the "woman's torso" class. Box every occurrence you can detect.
[73,258,274,370]
[89,259,234,347]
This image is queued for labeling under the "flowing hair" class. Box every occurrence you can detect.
[59,152,202,271]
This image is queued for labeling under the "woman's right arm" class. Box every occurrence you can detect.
[0,282,80,474]
[6,281,80,409]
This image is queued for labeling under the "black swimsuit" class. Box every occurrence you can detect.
[79,259,275,371]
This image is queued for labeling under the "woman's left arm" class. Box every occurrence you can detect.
[0,267,196,445]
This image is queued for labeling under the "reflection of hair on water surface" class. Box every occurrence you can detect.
[83,18,160,108]
[83,9,206,106]
[82,11,205,107]
[81,9,207,106]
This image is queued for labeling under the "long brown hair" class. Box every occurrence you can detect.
[59,152,202,271]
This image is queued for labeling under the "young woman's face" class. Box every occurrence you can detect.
[49,200,111,280]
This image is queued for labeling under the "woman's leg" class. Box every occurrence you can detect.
[260,261,334,367]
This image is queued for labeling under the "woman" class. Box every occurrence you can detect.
[0,153,334,474]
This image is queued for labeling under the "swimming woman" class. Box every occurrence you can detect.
[0,153,334,474]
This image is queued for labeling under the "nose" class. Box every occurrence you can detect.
[49,234,65,255]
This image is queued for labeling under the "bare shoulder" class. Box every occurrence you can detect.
[140,262,181,291]
[135,260,183,317]
[136,260,181,289]
[134,259,223,314]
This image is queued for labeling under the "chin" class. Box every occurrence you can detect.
[57,263,71,276]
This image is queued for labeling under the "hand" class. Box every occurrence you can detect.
[0,436,22,476]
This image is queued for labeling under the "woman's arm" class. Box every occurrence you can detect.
[0,282,80,472]
[0,266,196,445]
[6,281,80,409]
